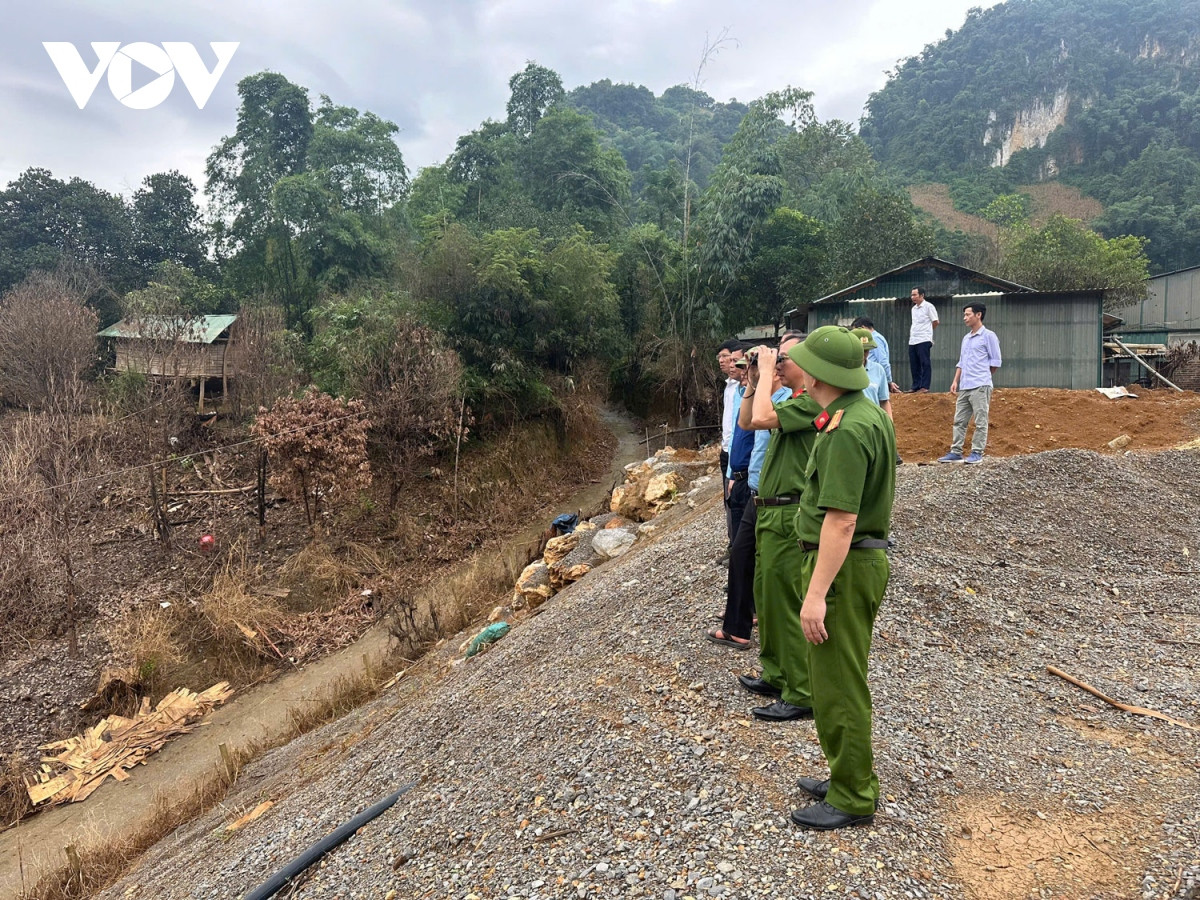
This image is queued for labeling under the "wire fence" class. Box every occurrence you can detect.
[638,423,721,456]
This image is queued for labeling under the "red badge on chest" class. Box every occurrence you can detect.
[813,410,830,430]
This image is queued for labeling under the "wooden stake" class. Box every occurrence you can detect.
[64,845,82,890]
[453,395,465,519]
[219,742,236,781]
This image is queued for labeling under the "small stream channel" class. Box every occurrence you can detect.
[0,405,649,899]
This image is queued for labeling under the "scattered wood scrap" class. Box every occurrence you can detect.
[1046,665,1199,732]
[226,799,274,832]
[27,682,234,808]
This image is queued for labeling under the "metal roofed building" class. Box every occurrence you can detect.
[787,257,1106,392]
[1112,263,1200,347]
[97,314,239,409]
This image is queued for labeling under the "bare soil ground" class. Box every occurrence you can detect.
[1022,182,1104,224]
[908,181,1104,237]
[892,387,1200,462]
[909,184,1001,240]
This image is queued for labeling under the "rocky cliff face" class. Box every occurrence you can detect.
[984,87,1072,170]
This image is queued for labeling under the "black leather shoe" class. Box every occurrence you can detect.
[797,776,829,800]
[736,674,781,697]
[790,801,874,830]
[751,700,813,721]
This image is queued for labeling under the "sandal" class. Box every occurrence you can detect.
[705,628,752,650]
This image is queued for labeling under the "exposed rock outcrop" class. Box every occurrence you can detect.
[507,445,719,613]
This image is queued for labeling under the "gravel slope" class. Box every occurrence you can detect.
[97,450,1200,900]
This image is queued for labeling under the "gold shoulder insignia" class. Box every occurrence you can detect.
[825,409,845,432]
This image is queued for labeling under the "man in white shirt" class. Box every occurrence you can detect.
[907,287,938,393]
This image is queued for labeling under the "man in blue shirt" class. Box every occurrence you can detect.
[707,353,792,650]
[938,302,1002,464]
[852,328,893,422]
[851,316,892,388]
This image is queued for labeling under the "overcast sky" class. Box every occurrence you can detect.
[0,0,1002,198]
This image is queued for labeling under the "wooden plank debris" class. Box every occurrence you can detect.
[1047,665,1198,732]
[226,800,274,832]
[26,682,234,808]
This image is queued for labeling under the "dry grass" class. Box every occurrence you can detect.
[202,546,285,640]
[1020,181,1104,224]
[17,749,248,900]
[909,183,1001,240]
[285,667,379,736]
[279,539,373,609]
[102,609,186,699]
[17,643,408,900]
[1,754,34,830]
[441,548,525,626]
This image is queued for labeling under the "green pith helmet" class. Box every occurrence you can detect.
[851,327,878,351]
[788,326,869,391]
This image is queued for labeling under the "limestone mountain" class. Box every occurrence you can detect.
[860,0,1200,272]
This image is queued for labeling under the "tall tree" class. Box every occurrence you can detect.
[206,72,314,255]
[506,62,565,138]
[518,108,632,237]
[308,97,409,215]
[0,168,135,296]
[131,171,210,274]
[998,215,1149,308]
[822,187,936,291]
[207,72,315,325]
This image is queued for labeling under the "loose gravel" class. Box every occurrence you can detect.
[95,449,1200,900]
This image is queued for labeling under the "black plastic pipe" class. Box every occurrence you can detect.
[243,781,418,900]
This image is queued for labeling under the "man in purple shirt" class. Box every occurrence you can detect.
[938,302,1001,464]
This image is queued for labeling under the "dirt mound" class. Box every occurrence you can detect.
[893,387,1200,462]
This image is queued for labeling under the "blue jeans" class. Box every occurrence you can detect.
[908,342,932,391]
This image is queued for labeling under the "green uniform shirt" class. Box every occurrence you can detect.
[757,392,822,500]
[756,392,822,535]
[794,391,896,545]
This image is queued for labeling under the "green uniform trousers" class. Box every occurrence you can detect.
[754,507,811,708]
[800,547,889,816]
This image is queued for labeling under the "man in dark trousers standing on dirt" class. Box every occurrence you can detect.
[787,326,896,831]
[907,287,938,392]
[730,332,824,721]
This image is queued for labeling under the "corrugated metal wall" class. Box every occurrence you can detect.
[806,292,1103,391]
[1126,266,1200,340]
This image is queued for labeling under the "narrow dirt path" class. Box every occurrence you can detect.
[0,405,644,900]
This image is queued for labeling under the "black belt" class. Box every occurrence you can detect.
[755,494,800,507]
[798,538,889,551]
[730,470,749,481]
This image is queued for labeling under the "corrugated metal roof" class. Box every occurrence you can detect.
[97,315,237,344]
[1149,262,1200,280]
[802,257,1033,309]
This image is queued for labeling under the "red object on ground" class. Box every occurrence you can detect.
[199,534,216,555]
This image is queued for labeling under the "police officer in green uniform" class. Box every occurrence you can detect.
[787,326,897,831]
[732,333,823,721]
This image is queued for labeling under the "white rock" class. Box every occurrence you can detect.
[592,528,637,559]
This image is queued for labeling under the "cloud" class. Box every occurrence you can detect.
[0,0,1001,196]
